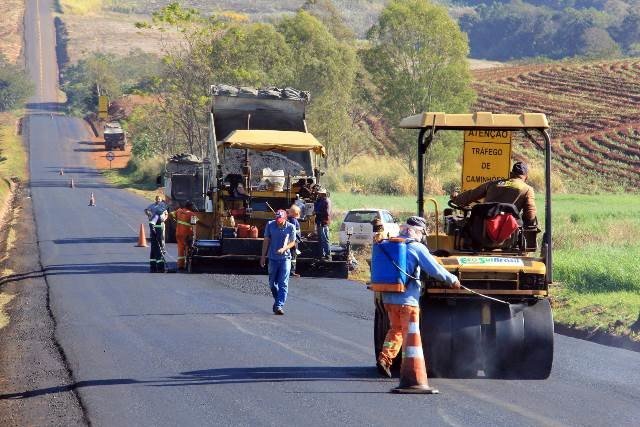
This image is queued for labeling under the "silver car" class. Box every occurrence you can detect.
[338,209,400,246]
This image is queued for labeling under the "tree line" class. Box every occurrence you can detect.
[456,0,640,59]
[62,0,474,180]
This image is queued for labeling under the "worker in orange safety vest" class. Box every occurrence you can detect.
[377,216,461,380]
[171,201,197,271]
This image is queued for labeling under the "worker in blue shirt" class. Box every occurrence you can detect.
[287,205,302,277]
[314,187,331,259]
[377,216,461,377]
[261,209,297,315]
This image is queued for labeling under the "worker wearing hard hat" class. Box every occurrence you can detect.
[170,201,197,271]
[376,216,461,378]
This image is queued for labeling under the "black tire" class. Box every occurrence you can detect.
[421,299,453,378]
[521,299,554,379]
[485,303,526,379]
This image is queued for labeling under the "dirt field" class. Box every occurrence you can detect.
[60,10,181,62]
[0,0,25,63]
[468,58,505,70]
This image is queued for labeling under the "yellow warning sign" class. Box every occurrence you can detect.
[98,95,109,119]
[461,130,512,191]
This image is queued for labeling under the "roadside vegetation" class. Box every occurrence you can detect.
[0,54,32,206]
[551,195,640,341]
[0,113,27,204]
[0,56,33,112]
[62,49,161,116]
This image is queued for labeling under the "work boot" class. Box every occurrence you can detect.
[377,361,392,378]
[149,263,156,273]
[275,307,285,315]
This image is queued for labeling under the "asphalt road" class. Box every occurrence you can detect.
[13,0,640,425]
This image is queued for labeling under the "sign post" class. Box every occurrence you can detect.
[98,95,109,120]
[461,130,512,191]
[106,151,115,169]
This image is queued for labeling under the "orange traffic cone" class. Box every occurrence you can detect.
[392,310,439,394]
[69,179,74,189]
[136,224,148,247]
[88,192,95,206]
[59,168,64,175]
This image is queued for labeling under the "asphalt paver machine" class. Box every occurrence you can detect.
[374,112,554,379]
[165,85,350,277]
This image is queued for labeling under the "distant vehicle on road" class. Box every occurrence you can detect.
[339,209,400,246]
[103,122,126,151]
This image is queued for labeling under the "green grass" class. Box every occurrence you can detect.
[550,194,640,340]
[0,113,27,203]
[101,157,163,201]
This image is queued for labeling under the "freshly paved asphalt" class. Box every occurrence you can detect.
[18,0,640,425]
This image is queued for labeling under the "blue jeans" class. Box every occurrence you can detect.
[317,224,330,258]
[268,258,291,309]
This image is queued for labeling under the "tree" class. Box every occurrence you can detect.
[0,56,33,111]
[208,23,294,87]
[363,0,475,170]
[62,51,162,115]
[301,0,356,41]
[277,11,371,165]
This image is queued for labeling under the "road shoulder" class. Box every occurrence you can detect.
[0,182,86,425]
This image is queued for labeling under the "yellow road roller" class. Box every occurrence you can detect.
[374,112,554,379]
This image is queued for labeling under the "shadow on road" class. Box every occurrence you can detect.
[74,147,105,153]
[25,102,64,113]
[0,270,45,286]
[47,166,102,176]
[29,179,114,189]
[0,379,139,400]
[53,237,138,245]
[43,262,149,275]
[0,366,381,399]
[162,366,380,386]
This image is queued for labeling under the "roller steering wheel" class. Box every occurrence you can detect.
[448,199,471,214]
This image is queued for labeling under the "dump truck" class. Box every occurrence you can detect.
[103,122,126,151]
[373,112,554,379]
[162,85,350,278]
